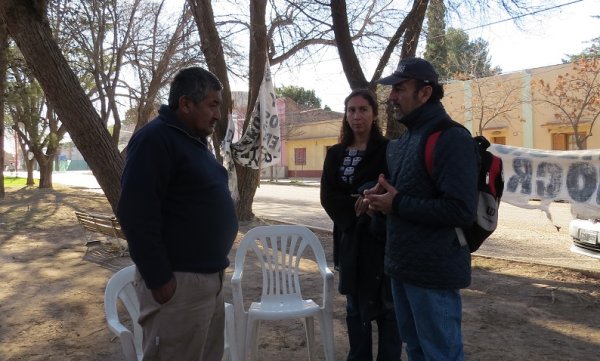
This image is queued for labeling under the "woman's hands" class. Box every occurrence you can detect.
[354,194,370,216]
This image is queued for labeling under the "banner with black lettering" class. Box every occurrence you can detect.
[220,113,239,201]
[220,59,281,201]
[231,61,281,169]
[490,144,600,220]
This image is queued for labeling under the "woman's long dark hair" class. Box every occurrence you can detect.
[339,89,384,146]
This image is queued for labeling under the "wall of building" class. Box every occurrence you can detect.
[286,136,338,177]
[283,111,342,177]
[442,61,600,151]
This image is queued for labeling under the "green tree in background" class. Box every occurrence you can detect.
[565,37,600,62]
[276,85,322,109]
[423,0,447,77]
[446,28,500,79]
[424,25,500,80]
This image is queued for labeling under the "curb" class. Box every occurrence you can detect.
[260,217,332,234]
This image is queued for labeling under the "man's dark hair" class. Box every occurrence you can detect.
[168,67,223,110]
[415,80,444,103]
[340,88,384,146]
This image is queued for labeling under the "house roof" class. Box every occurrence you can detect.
[277,97,343,125]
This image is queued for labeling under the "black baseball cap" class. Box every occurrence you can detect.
[377,57,439,85]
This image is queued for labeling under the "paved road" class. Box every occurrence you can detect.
[255,182,600,273]
[48,171,600,272]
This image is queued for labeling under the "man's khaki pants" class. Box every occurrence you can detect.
[134,269,225,361]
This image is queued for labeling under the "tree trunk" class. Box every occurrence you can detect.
[401,0,428,58]
[235,164,259,220]
[38,158,52,188]
[245,0,267,124]
[331,0,369,90]
[37,142,61,188]
[191,0,268,221]
[333,0,430,137]
[189,0,233,158]
[0,21,6,198]
[25,158,34,186]
[0,1,123,213]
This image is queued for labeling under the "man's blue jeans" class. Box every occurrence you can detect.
[390,280,464,361]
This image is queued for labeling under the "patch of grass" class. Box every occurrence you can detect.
[3,176,30,187]
[472,255,498,270]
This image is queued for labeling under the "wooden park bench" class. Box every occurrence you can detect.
[75,211,128,255]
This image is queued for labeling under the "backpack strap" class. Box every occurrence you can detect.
[473,135,503,199]
[424,120,473,250]
[424,119,465,178]
[425,130,442,177]
[489,156,503,199]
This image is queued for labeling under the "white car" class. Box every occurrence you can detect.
[569,218,600,259]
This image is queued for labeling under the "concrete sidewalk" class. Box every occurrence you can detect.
[260,177,320,187]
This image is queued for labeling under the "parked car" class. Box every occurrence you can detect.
[569,218,600,259]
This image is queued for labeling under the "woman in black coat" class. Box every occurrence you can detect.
[321,89,402,361]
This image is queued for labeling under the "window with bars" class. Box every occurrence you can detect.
[294,148,306,165]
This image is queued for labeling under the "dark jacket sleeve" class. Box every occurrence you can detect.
[117,127,173,289]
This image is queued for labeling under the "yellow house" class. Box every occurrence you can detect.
[277,98,343,178]
[276,59,599,179]
[442,60,600,150]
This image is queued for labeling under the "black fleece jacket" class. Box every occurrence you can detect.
[117,105,238,289]
[385,102,479,289]
[321,131,392,321]
[320,132,389,269]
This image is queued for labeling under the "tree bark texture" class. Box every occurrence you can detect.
[233,0,268,221]
[401,0,428,58]
[190,0,268,221]
[38,159,53,189]
[235,163,259,220]
[0,1,123,213]
[0,21,7,198]
[245,0,267,124]
[331,0,369,90]
[189,0,232,156]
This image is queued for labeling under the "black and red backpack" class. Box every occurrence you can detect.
[425,126,504,253]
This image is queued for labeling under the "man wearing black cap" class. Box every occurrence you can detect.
[364,57,479,361]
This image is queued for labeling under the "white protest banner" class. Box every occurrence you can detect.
[220,113,239,201]
[490,144,600,220]
[231,60,281,169]
[220,59,281,200]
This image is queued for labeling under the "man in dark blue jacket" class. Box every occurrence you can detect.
[117,67,238,361]
[365,58,479,361]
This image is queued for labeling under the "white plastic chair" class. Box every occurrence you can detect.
[104,265,141,361]
[231,225,335,361]
[104,265,238,361]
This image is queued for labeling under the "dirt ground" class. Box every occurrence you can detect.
[1,186,600,361]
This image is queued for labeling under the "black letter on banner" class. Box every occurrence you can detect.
[269,135,280,149]
[536,162,562,198]
[597,173,600,205]
[249,146,260,167]
[567,162,597,202]
[507,157,532,195]
[269,114,279,128]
